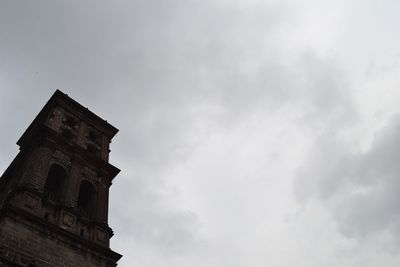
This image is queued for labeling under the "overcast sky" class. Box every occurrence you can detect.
[2,1,400,266]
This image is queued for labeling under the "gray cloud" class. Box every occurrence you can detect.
[295,114,400,246]
[2,0,400,266]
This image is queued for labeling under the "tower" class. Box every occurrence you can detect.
[0,90,122,266]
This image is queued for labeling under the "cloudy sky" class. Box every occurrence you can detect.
[2,0,400,266]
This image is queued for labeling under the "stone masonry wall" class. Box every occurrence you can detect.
[0,216,115,267]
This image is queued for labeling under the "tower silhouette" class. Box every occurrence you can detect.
[0,90,122,266]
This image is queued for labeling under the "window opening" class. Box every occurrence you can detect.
[77,180,96,218]
[44,164,66,202]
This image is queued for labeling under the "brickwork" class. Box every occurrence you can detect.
[0,216,115,267]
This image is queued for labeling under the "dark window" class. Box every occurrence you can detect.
[44,164,66,201]
[77,180,96,218]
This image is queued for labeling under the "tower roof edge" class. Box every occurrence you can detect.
[17,89,119,147]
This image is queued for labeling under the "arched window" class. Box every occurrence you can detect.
[44,164,66,201]
[77,180,96,218]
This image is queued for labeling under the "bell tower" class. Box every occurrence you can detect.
[0,90,122,266]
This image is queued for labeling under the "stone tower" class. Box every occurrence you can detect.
[0,90,122,266]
